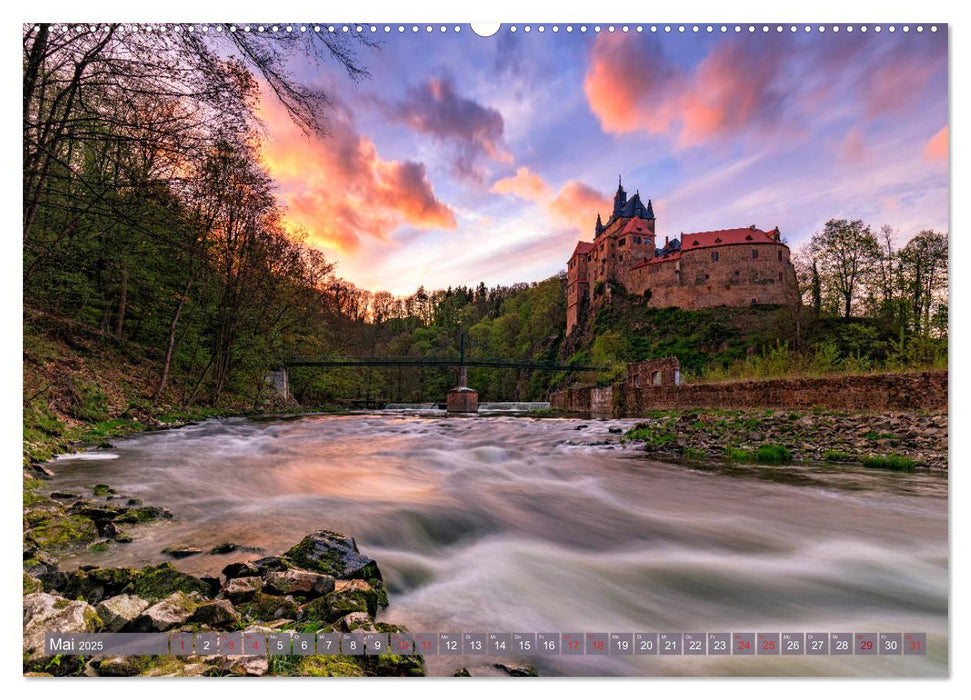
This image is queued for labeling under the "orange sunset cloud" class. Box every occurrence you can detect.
[548,181,610,231]
[258,90,456,253]
[924,126,948,162]
[490,166,552,202]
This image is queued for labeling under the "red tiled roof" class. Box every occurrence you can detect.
[681,227,779,249]
[570,241,594,259]
[621,219,651,235]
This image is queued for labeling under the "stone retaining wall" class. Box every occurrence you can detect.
[550,370,947,416]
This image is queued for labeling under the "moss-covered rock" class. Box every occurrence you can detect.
[113,505,172,524]
[23,501,66,527]
[128,563,210,601]
[220,575,262,603]
[284,530,382,581]
[46,566,134,603]
[238,592,299,622]
[93,655,152,676]
[358,653,426,677]
[23,592,103,667]
[128,592,202,632]
[23,571,43,594]
[298,655,368,677]
[188,599,239,629]
[328,580,379,619]
[25,515,99,551]
[91,484,116,497]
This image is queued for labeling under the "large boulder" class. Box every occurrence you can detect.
[43,567,134,603]
[128,591,202,632]
[23,592,102,663]
[95,594,149,633]
[300,580,378,624]
[220,576,262,604]
[263,568,335,598]
[283,530,382,581]
[128,563,210,601]
[188,599,239,629]
[237,592,299,622]
[327,579,380,619]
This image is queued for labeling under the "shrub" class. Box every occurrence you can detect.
[754,443,792,464]
[861,454,916,471]
[723,446,751,462]
[823,450,855,462]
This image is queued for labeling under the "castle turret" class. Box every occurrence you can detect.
[595,212,604,237]
[613,177,627,215]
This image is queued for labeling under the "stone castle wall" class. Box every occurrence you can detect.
[551,370,948,416]
[627,244,800,309]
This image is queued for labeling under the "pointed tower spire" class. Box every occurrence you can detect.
[613,176,627,215]
[645,198,655,220]
[595,212,604,236]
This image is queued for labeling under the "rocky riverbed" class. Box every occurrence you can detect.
[621,409,948,470]
[23,483,429,677]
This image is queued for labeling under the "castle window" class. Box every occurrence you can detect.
[619,254,624,262]
[735,270,740,276]
[634,236,641,244]
[652,371,662,386]
[752,249,759,259]
[705,273,710,280]
[711,251,719,262]
[778,250,783,261]
[778,272,783,281]
[619,238,626,246]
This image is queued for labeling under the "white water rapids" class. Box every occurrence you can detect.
[44,414,948,677]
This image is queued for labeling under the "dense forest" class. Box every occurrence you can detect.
[24,25,948,427]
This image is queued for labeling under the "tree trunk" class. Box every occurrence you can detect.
[154,273,194,401]
[114,264,128,340]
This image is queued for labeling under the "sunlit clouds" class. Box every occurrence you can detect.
[925,126,948,162]
[258,87,455,255]
[254,28,947,294]
[490,166,551,202]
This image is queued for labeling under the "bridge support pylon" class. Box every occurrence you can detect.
[446,386,478,414]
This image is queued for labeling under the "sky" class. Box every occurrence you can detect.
[257,25,949,296]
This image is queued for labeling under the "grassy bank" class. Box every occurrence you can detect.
[622,408,947,470]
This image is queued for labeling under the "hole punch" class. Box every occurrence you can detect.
[470,23,501,37]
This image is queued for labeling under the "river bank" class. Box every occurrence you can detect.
[25,520,425,677]
[620,408,948,470]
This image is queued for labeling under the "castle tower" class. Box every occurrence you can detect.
[613,177,627,215]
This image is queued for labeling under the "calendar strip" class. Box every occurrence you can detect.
[45,632,926,657]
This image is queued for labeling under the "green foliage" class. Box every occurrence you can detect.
[860,454,916,471]
[753,443,792,464]
[823,450,855,462]
[723,446,751,462]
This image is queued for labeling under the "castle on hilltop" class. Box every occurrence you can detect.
[565,178,801,335]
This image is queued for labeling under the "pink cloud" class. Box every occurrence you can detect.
[924,125,948,162]
[584,34,782,147]
[490,166,552,202]
[548,181,610,232]
[258,88,456,253]
[838,128,867,164]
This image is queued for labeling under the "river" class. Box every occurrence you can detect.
[43,413,948,677]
